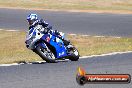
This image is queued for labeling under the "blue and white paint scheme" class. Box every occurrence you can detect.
[25,24,79,62]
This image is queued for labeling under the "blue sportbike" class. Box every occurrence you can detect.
[25,25,79,63]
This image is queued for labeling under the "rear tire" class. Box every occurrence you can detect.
[34,46,56,63]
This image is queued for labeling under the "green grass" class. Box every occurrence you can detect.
[0,30,132,64]
[0,0,132,12]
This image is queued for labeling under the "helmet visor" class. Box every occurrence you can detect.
[27,20,34,25]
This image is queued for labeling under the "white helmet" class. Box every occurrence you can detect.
[27,14,38,25]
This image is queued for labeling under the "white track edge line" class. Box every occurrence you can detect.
[0,63,20,66]
[0,51,132,66]
[80,51,132,59]
[6,30,19,31]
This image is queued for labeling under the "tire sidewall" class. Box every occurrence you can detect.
[68,48,79,61]
[35,45,56,63]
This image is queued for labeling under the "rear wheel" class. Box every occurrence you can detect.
[34,45,56,63]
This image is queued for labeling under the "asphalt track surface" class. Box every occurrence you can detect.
[0,52,132,88]
[0,8,132,88]
[0,8,132,37]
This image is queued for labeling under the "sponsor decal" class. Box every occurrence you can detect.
[59,52,64,56]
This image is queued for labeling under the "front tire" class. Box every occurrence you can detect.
[67,46,79,61]
[34,46,56,63]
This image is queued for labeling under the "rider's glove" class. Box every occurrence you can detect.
[54,30,60,35]
[39,19,49,27]
[54,30,63,39]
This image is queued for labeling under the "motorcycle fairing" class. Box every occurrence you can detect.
[40,34,68,58]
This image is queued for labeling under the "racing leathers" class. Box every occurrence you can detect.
[28,19,70,46]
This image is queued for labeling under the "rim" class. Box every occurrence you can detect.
[40,47,55,60]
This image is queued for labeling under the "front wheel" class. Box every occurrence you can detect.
[33,45,56,63]
[67,46,79,61]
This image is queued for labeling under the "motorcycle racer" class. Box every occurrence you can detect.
[26,13,70,46]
